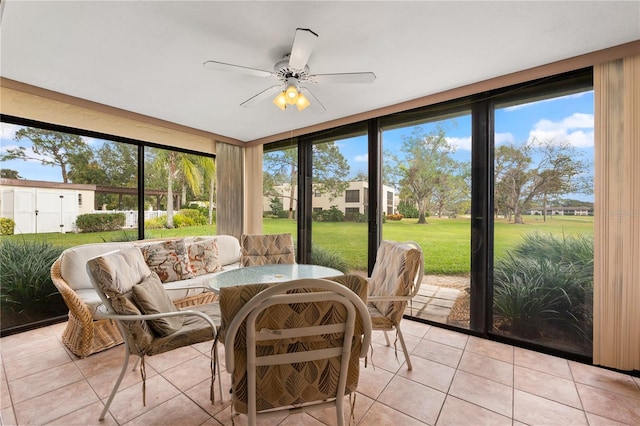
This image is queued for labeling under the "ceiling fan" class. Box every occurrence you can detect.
[203,28,376,112]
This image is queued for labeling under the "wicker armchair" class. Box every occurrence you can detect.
[52,253,125,357]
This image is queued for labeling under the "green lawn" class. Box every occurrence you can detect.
[1,214,593,275]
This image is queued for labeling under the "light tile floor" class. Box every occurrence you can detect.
[2,320,639,425]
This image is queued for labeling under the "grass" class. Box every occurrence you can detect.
[0,215,594,275]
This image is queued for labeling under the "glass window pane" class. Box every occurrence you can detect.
[262,145,298,242]
[492,90,594,356]
[0,122,139,331]
[382,112,472,328]
[312,133,368,272]
[143,147,216,237]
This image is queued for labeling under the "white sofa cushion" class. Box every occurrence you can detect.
[75,288,106,316]
[207,235,241,266]
[60,242,137,291]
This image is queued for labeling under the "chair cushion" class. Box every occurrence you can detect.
[87,247,155,350]
[88,247,152,301]
[140,239,194,283]
[144,302,221,356]
[368,241,422,326]
[132,273,183,336]
[240,233,295,266]
[219,274,368,414]
[367,304,395,330]
[186,239,221,276]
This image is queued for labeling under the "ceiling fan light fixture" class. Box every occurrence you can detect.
[285,84,299,104]
[296,92,310,111]
[273,92,287,110]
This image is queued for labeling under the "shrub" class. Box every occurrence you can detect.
[345,212,366,223]
[0,218,15,235]
[0,239,66,314]
[314,205,344,222]
[173,214,196,228]
[310,245,349,273]
[76,213,125,232]
[493,233,593,340]
[145,215,167,229]
[186,204,209,218]
[176,209,207,226]
[397,201,419,218]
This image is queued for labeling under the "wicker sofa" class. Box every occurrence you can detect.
[51,235,241,357]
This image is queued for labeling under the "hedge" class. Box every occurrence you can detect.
[76,213,125,232]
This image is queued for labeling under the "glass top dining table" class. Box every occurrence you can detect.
[208,264,343,293]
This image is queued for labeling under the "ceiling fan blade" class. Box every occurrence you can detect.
[299,85,326,114]
[288,28,318,71]
[310,72,376,84]
[203,60,273,78]
[240,85,283,108]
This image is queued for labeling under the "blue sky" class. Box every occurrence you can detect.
[1,90,594,200]
[336,90,594,200]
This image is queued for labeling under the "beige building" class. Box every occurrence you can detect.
[264,181,397,216]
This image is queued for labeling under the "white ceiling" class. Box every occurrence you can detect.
[1,1,639,143]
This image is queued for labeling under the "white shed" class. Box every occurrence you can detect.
[0,178,95,234]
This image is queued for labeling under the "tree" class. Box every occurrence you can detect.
[269,197,283,216]
[193,156,216,225]
[69,141,139,209]
[150,149,203,228]
[0,169,22,179]
[264,149,297,219]
[386,126,463,224]
[263,143,350,220]
[494,138,590,224]
[1,128,92,183]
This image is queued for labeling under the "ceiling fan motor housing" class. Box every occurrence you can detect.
[274,56,310,82]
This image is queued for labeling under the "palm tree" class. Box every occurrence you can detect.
[193,155,216,225]
[152,150,202,228]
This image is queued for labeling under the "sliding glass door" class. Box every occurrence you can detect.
[492,89,594,356]
[381,111,472,328]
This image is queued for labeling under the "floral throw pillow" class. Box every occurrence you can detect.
[187,239,222,276]
[140,239,194,283]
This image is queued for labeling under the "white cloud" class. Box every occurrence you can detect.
[354,154,368,162]
[494,132,515,145]
[83,136,102,146]
[0,143,19,154]
[0,123,21,141]
[528,113,594,147]
[446,136,471,151]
